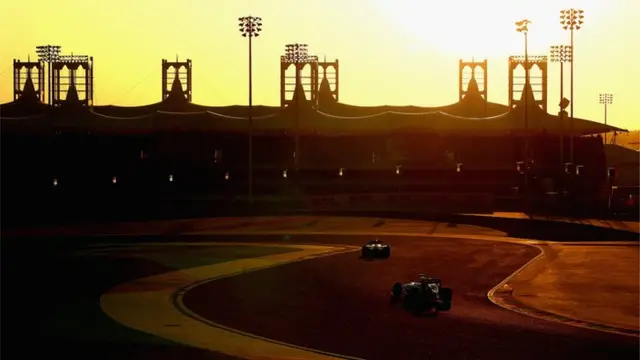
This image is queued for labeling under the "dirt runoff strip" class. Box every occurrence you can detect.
[489,242,639,337]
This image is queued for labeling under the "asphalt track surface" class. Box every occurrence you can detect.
[186,235,639,360]
[4,234,639,360]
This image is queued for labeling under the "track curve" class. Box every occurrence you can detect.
[182,234,639,360]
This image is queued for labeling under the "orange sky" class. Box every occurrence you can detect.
[0,0,638,129]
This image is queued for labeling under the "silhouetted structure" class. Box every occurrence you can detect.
[50,54,94,107]
[509,55,548,112]
[162,58,192,102]
[316,57,339,107]
[0,51,627,215]
[280,45,340,108]
[281,50,314,106]
[13,58,45,102]
[459,59,487,101]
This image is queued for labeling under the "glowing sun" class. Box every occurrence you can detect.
[373,0,604,58]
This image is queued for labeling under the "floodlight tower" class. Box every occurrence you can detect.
[560,8,584,162]
[550,44,572,164]
[284,43,310,173]
[238,15,262,204]
[35,45,61,105]
[516,19,531,213]
[515,20,531,132]
[598,93,613,144]
[549,45,572,112]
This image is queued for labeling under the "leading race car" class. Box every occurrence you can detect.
[390,274,452,315]
[361,238,391,259]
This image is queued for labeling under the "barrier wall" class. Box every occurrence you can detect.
[307,192,495,214]
[3,191,495,229]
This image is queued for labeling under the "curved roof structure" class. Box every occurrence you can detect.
[0,71,627,136]
[91,74,282,118]
[318,76,508,118]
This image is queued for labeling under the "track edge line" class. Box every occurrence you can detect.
[172,245,366,360]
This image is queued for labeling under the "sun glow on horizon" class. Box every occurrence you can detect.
[0,0,637,130]
[374,0,605,57]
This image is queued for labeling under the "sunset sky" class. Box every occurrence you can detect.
[0,0,638,130]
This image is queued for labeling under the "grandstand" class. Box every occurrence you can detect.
[0,53,625,215]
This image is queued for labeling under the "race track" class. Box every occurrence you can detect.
[2,228,638,360]
[182,235,638,360]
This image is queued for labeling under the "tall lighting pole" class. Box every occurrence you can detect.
[284,43,309,173]
[35,45,61,105]
[560,8,584,162]
[516,19,531,212]
[599,93,613,144]
[550,44,572,164]
[238,15,262,204]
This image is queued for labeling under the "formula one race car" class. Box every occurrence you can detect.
[390,274,452,315]
[361,238,391,259]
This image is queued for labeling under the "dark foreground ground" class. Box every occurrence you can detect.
[1,238,275,360]
[3,233,638,360]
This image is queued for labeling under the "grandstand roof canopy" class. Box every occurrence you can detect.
[1,72,627,136]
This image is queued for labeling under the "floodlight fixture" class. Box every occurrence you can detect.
[35,45,62,63]
[515,19,531,33]
[58,54,90,63]
[284,43,310,63]
[509,55,547,63]
[549,45,572,63]
[238,16,262,37]
[599,93,613,105]
[560,9,584,31]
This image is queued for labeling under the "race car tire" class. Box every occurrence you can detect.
[440,287,453,303]
[361,248,369,258]
[392,282,404,298]
[381,248,391,258]
[439,301,452,311]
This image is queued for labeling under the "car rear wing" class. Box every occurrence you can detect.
[418,274,442,286]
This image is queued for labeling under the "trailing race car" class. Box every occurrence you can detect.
[390,274,452,315]
[361,238,391,259]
